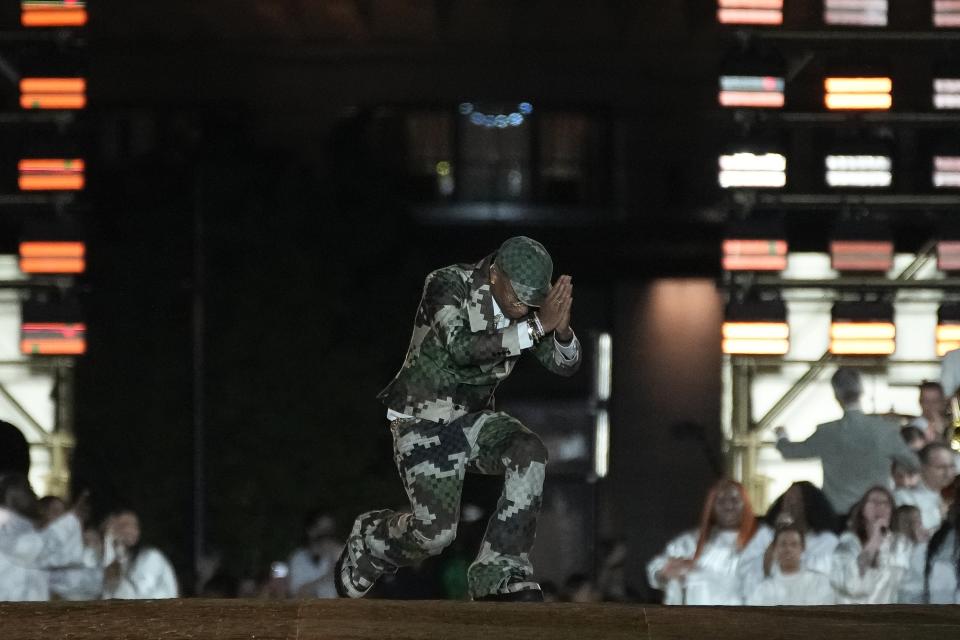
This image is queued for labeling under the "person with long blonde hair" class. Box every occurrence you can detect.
[646,479,761,605]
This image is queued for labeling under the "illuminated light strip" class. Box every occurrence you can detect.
[19,242,86,274]
[723,322,789,340]
[21,322,87,356]
[719,76,785,107]
[830,339,896,355]
[722,321,790,355]
[937,324,960,356]
[717,1,783,25]
[594,409,609,478]
[830,240,894,271]
[935,1,960,27]
[20,78,86,110]
[21,1,87,27]
[18,159,85,191]
[719,153,786,188]
[830,320,896,356]
[719,91,785,108]
[934,79,960,109]
[825,78,892,111]
[826,170,892,187]
[937,241,960,271]
[934,156,960,188]
[824,0,888,26]
[722,239,788,271]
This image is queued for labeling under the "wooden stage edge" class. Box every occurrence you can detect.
[1,599,959,640]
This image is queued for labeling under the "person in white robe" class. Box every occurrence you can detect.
[101,510,178,599]
[49,527,104,601]
[743,481,839,590]
[831,486,910,604]
[287,511,342,598]
[892,505,929,604]
[894,443,954,536]
[647,479,763,605]
[747,526,836,605]
[0,473,84,601]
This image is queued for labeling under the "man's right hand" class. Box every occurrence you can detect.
[537,275,572,334]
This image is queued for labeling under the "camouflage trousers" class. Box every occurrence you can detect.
[353,410,548,599]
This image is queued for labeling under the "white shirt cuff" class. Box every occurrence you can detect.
[517,323,534,350]
[555,333,578,360]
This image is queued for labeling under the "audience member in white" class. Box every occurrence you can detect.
[925,493,960,604]
[746,481,839,584]
[647,479,762,605]
[747,525,836,606]
[775,368,919,515]
[101,509,178,599]
[831,486,910,604]
[909,382,951,445]
[894,442,954,535]
[32,495,104,601]
[893,505,929,604]
[287,510,343,598]
[0,474,84,601]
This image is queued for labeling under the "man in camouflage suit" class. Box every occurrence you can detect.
[336,236,580,601]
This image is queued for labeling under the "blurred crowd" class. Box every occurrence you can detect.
[3,367,960,605]
[647,368,960,606]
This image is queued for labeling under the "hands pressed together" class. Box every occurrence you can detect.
[537,275,574,342]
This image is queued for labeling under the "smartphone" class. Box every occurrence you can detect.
[270,561,289,579]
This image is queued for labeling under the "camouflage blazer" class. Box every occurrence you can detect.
[377,255,581,424]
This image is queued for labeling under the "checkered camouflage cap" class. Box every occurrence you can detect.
[494,236,553,307]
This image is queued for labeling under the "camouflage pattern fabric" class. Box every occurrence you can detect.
[493,236,553,307]
[356,411,549,599]
[377,254,580,425]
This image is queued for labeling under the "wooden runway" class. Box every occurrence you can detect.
[1,599,959,640]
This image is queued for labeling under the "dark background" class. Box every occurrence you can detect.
[5,0,756,597]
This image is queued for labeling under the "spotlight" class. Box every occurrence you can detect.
[934,156,960,188]
[934,78,960,109]
[934,1,960,27]
[20,295,85,356]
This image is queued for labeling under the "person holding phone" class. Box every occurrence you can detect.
[830,486,910,604]
[101,508,178,599]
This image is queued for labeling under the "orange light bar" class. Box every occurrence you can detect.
[21,2,87,27]
[824,77,892,111]
[722,239,788,271]
[830,322,896,355]
[830,240,893,272]
[18,159,85,191]
[722,322,790,355]
[21,323,86,356]
[19,242,86,274]
[937,324,960,357]
[20,77,86,110]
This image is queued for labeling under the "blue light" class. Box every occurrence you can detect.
[519,102,533,114]
[495,115,509,128]
[470,112,485,126]
[458,102,474,115]
[464,102,532,128]
[508,113,524,126]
